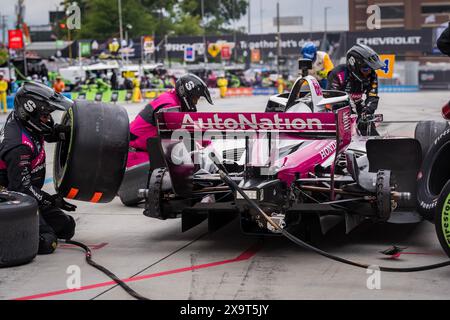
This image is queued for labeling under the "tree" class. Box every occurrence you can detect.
[179,0,248,35]
[172,14,203,36]
[76,0,156,40]
[66,0,248,40]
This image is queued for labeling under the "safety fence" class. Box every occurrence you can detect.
[3,85,421,110]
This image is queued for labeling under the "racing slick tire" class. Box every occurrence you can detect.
[0,192,39,268]
[435,180,450,258]
[118,162,150,206]
[417,127,450,221]
[414,121,449,161]
[54,101,130,203]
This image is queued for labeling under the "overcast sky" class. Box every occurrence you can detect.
[0,0,349,41]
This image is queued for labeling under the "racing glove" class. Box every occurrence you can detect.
[54,124,71,141]
[364,96,379,114]
[44,124,71,142]
[50,194,77,212]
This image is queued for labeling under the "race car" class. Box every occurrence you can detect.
[52,62,448,239]
[138,68,422,236]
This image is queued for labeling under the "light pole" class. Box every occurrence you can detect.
[322,6,331,52]
[125,24,132,64]
[309,0,313,39]
[201,0,207,66]
[118,0,124,63]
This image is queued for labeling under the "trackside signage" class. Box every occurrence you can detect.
[347,29,433,53]
[158,112,338,133]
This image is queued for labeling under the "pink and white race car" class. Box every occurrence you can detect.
[139,73,421,236]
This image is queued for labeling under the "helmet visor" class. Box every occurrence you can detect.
[202,87,214,105]
[365,54,385,70]
[48,92,74,111]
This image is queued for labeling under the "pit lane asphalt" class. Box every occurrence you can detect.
[1,91,450,300]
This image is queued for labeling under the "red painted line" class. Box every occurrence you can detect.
[12,242,262,301]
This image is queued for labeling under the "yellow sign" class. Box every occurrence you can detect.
[208,43,221,58]
[376,54,395,79]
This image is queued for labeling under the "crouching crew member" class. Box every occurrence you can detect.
[0,81,76,254]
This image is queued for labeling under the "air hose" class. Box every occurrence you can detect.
[63,167,449,301]
[217,170,450,273]
[64,240,150,300]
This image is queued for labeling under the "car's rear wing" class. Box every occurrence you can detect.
[153,107,352,198]
[156,107,352,148]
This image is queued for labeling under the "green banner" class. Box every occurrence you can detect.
[80,42,91,57]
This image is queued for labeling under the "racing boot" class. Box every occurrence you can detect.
[38,232,58,255]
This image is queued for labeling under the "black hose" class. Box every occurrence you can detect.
[64,240,150,300]
[219,170,450,273]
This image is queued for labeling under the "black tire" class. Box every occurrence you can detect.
[435,180,450,258]
[144,168,178,220]
[414,120,449,161]
[0,192,39,268]
[417,127,450,221]
[118,162,150,206]
[53,100,130,203]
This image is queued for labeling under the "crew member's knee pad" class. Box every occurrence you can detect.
[38,232,58,255]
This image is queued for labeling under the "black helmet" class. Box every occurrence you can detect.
[346,44,385,81]
[14,81,73,135]
[175,74,213,112]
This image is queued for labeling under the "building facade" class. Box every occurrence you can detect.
[349,0,450,63]
[349,0,450,31]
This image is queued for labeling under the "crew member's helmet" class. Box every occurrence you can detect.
[175,74,213,112]
[301,42,318,62]
[346,44,385,81]
[14,81,73,135]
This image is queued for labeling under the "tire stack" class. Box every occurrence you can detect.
[0,192,39,268]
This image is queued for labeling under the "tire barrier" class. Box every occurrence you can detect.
[0,191,39,268]
[70,89,166,104]
[53,100,130,203]
[4,85,423,109]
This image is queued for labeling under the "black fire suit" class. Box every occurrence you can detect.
[327,64,380,135]
[0,115,76,254]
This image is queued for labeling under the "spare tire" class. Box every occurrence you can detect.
[417,127,450,221]
[415,120,449,161]
[0,192,39,268]
[436,180,450,258]
[54,101,130,203]
[118,162,150,206]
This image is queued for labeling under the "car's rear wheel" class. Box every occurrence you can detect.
[415,120,449,161]
[417,127,450,221]
[0,192,39,268]
[435,180,450,258]
[54,101,130,203]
